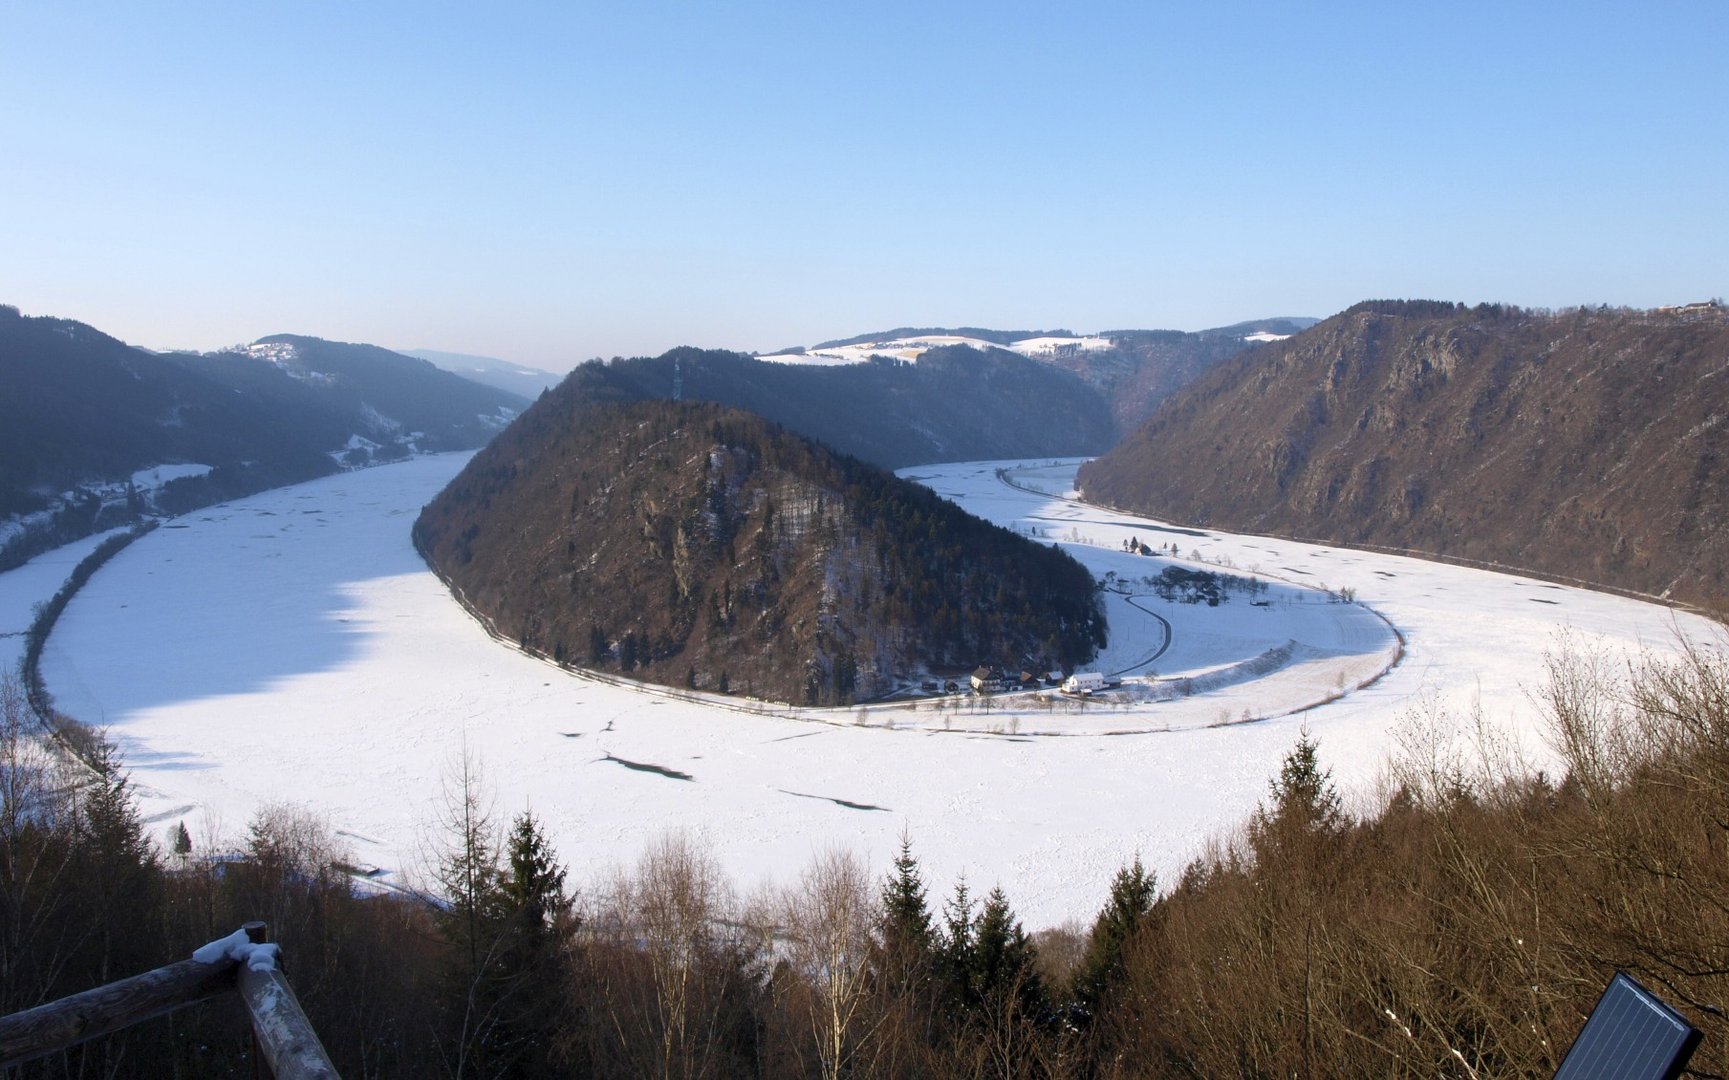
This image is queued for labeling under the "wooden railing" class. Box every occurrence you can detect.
[0,922,338,1078]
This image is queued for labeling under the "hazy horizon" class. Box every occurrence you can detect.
[4,2,1724,369]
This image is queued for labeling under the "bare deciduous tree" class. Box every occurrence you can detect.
[779,848,882,1080]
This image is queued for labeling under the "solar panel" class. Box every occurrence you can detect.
[1553,972,1701,1080]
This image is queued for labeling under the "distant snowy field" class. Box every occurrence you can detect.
[21,454,1722,928]
[758,333,1115,366]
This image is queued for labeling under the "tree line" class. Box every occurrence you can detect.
[5,637,1727,1076]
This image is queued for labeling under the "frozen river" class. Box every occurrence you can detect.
[25,453,1720,927]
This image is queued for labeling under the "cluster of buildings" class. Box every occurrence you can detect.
[966,666,1115,696]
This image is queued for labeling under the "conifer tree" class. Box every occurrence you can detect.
[938,877,978,1017]
[432,751,510,1077]
[968,885,1050,1073]
[65,738,161,1073]
[493,810,575,1078]
[1264,729,1343,833]
[502,810,570,943]
[879,834,933,960]
[1071,856,1155,1022]
[74,741,158,979]
[871,835,942,1062]
[875,832,936,1020]
[972,886,1045,1021]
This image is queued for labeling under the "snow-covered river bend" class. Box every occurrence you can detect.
[28,453,1720,927]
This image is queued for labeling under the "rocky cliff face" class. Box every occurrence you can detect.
[1078,301,1729,609]
[416,398,1105,704]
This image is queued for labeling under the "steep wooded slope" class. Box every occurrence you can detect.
[1058,320,1314,432]
[0,309,339,522]
[1078,301,1729,608]
[415,398,1106,704]
[558,345,1116,468]
[0,305,526,567]
[167,335,527,457]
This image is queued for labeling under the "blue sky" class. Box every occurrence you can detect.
[3,2,1724,369]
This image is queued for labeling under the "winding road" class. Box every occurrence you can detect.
[1110,593,1174,676]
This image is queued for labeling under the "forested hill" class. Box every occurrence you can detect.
[553,345,1116,468]
[787,319,1315,435]
[415,398,1106,704]
[0,308,339,528]
[170,334,527,454]
[1077,301,1729,609]
[0,305,526,568]
[1048,318,1315,433]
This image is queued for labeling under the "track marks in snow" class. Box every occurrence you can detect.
[778,789,890,813]
[597,753,694,782]
[141,803,198,825]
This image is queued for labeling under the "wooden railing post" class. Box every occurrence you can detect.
[235,923,339,1080]
[0,957,239,1067]
[0,921,340,1078]
[248,922,269,1080]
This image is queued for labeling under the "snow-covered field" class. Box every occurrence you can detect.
[758,334,1114,366]
[0,526,130,672]
[17,454,1722,927]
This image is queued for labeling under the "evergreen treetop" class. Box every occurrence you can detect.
[879,833,933,954]
[1264,729,1344,833]
[1071,856,1156,1020]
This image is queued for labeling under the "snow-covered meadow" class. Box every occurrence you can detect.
[0,526,130,672]
[758,333,1115,367]
[17,453,1722,928]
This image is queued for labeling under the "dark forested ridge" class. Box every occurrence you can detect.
[1046,318,1315,433]
[415,398,1105,704]
[1079,301,1729,610]
[171,334,527,455]
[555,345,1118,469]
[0,305,526,569]
[0,308,339,560]
[0,308,321,511]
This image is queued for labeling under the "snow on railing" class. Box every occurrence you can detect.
[0,922,338,1078]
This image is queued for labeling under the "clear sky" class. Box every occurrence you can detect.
[3,2,1724,371]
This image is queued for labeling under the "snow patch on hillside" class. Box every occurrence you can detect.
[235,341,300,365]
[228,341,335,385]
[477,406,519,429]
[1008,336,1116,358]
[131,464,213,492]
[759,334,1115,367]
[359,403,402,436]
